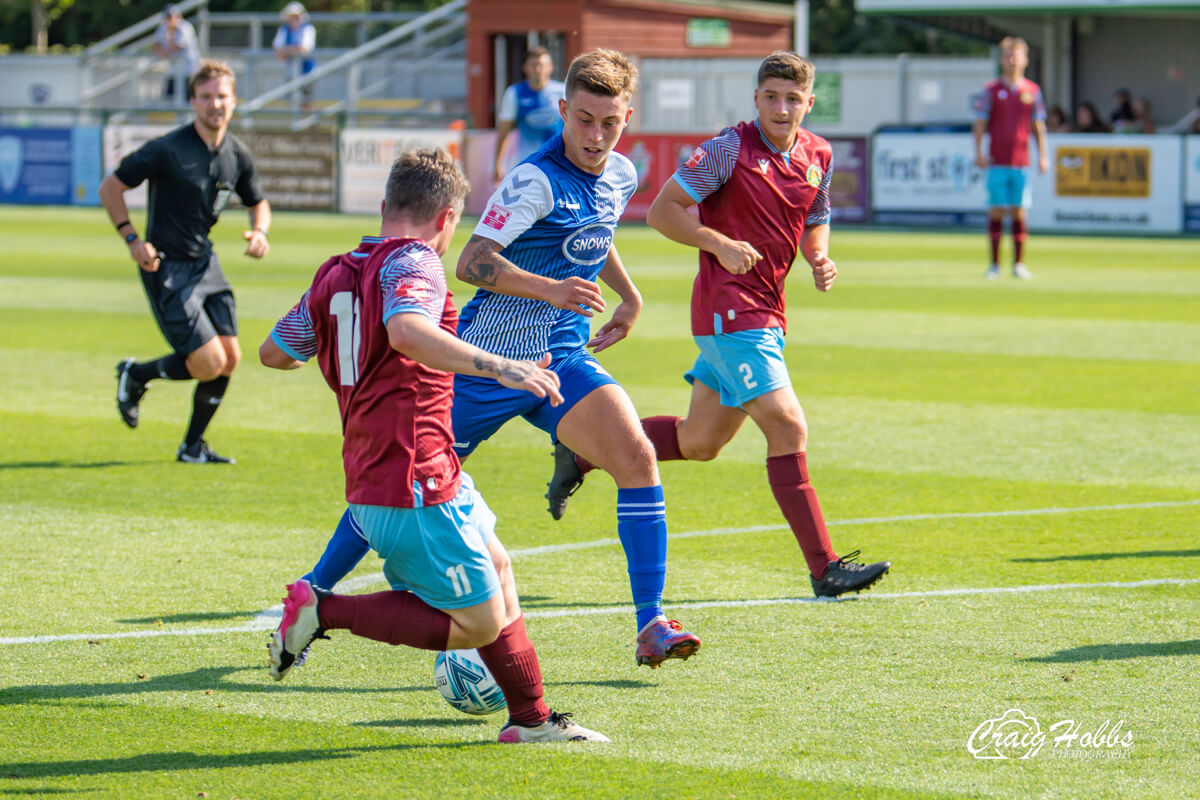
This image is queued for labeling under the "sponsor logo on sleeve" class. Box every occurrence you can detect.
[684,147,706,169]
[482,203,511,230]
[394,276,435,305]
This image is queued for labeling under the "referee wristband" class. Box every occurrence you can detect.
[114,220,133,233]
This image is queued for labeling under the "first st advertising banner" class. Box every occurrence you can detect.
[871,131,1183,234]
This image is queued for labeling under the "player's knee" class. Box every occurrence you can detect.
[611,434,660,483]
[457,616,504,649]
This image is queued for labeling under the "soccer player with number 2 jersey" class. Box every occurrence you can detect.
[550,51,891,598]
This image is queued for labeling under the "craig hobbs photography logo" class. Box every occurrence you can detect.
[967,708,1134,761]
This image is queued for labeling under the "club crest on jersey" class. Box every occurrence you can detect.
[684,147,706,169]
[805,164,823,187]
[1020,91,1035,104]
[756,158,770,175]
[561,223,613,266]
[482,203,511,230]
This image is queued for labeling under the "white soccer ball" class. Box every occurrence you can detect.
[433,648,507,715]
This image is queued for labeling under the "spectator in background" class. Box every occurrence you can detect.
[1073,101,1110,133]
[1046,104,1070,132]
[1162,95,1200,134]
[273,2,317,110]
[1109,88,1135,131]
[492,46,565,184]
[153,4,200,105]
[1125,97,1156,134]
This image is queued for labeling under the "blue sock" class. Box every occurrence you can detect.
[616,485,668,631]
[302,507,370,589]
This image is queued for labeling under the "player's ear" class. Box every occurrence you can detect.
[435,206,455,232]
[559,97,568,121]
[624,106,633,124]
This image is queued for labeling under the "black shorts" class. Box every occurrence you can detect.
[140,251,238,356]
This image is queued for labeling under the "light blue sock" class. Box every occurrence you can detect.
[616,485,668,631]
[302,507,370,589]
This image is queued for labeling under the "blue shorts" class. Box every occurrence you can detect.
[986,166,1032,209]
[451,348,617,458]
[349,473,500,610]
[686,328,792,408]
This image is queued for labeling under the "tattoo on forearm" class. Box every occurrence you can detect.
[461,235,510,287]
[473,352,529,383]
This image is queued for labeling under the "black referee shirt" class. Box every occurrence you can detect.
[115,123,264,261]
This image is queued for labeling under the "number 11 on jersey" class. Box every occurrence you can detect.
[329,291,362,386]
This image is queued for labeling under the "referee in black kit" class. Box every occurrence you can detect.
[100,59,271,464]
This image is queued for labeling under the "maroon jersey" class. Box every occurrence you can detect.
[675,120,833,336]
[272,236,461,508]
[973,78,1046,167]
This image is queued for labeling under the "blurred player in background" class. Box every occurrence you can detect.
[973,36,1048,280]
[492,46,565,184]
[260,149,608,744]
[99,60,270,464]
[548,51,892,599]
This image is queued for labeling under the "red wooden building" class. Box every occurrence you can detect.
[465,0,795,127]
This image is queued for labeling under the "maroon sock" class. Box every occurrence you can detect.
[319,590,451,651]
[476,615,550,727]
[642,415,683,462]
[988,218,1003,263]
[1011,217,1027,263]
[766,453,838,579]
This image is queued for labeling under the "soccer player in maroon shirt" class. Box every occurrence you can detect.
[259,149,608,743]
[549,51,890,598]
[972,36,1048,279]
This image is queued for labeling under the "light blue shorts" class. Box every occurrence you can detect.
[686,328,792,408]
[986,166,1032,209]
[349,473,500,610]
[451,347,617,458]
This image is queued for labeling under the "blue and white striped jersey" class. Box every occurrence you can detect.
[459,135,638,360]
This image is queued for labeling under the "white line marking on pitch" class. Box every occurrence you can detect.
[3,499,1197,646]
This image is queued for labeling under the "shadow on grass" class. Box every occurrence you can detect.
[116,612,260,625]
[356,716,486,729]
[0,461,157,470]
[1025,639,1200,663]
[0,789,99,795]
[1013,548,1200,562]
[1,740,485,779]
[0,666,427,704]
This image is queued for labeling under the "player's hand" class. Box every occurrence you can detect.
[1039,154,1049,174]
[809,251,837,292]
[497,353,564,406]
[587,298,641,353]
[243,229,269,259]
[130,239,160,272]
[714,238,762,275]
[976,154,988,169]
[546,276,605,317]
[492,164,505,185]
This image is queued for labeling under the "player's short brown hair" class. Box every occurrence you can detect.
[525,46,551,64]
[565,48,638,101]
[383,148,470,223]
[756,51,814,90]
[187,59,236,99]
[999,36,1028,53]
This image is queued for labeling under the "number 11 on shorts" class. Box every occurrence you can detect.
[446,564,472,597]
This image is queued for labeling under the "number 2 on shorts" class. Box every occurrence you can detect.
[738,362,758,390]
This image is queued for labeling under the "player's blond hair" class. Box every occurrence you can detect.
[187,59,236,99]
[999,36,1028,54]
[384,148,470,223]
[565,48,638,101]
[756,51,814,90]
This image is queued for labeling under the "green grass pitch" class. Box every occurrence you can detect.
[1,205,1197,798]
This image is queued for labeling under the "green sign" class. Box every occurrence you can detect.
[686,18,731,47]
[807,72,842,125]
